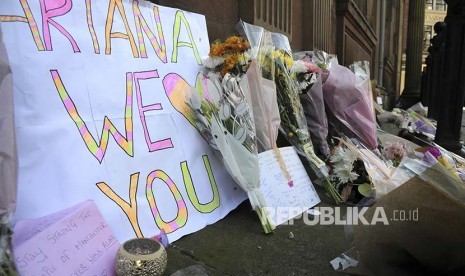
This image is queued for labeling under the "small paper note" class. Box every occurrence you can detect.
[330,253,359,270]
[259,147,321,226]
[13,200,119,276]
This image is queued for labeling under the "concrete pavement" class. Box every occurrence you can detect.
[165,187,352,276]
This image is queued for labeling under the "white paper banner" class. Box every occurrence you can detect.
[0,0,246,242]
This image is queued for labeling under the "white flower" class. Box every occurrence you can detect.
[333,163,359,183]
[344,147,359,164]
[299,81,310,91]
[207,71,221,80]
[348,171,359,182]
[330,146,346,163]
[329,145,361,183]
[291,60,308,74]
[202,56,225,69]
[244,47,258,61]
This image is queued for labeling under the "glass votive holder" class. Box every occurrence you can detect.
[115,237,167,276]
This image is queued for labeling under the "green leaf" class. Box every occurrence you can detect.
[358,183,373,197]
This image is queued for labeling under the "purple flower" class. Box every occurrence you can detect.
[425,147,441,160]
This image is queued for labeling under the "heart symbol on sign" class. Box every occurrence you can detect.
[163,72,219,147]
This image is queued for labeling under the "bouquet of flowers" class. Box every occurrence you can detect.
[261,34,341,203]
[402,110,436,140]
[323,59,378,150]
[203,36,251,77]
[293,51,331,159]
[267,35,325,167]
[187,35,275,233]
[291,57,318,91]
[417,145,465,182]
[334,153,465,275]
[235,21,281,154]
[328,140,373,203]
[382,141,411,167]
[351,132,441,200]
[327,133,419,204]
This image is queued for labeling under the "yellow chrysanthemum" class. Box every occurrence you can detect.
[207,36,251,75]
[284,55,293,68]
[273,50,293,69]
[223,36,250,52]
[209,42,226,57]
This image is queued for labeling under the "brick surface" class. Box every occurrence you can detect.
[158,0,240,42]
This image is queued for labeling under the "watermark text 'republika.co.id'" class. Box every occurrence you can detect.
[264,207,419,226]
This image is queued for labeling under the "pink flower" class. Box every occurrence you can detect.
[304,62,319,73]
[425,147,441,159]
[384,142,405,159]
[383,142,407,167]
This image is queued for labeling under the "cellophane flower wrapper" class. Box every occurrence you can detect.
[328,137,391,205]
[293,51,330,158]
[151,229,169,249]
[417,142,465,183]
[312,50,338,72]
[344,131,461,202]
[333,150,465,275]
[333,137,465,274]
[439,145,465,182]
[334,130,465,274]
[236,21,281,152]
[402,110,436,140]
[349,61,375,119]
[270,33,326,169]
[187,68,275,233]
[0,27,18,276]
[238,22,335,202]
[340,134,425,201]
[323,61,378,150]
[266,34,340,202]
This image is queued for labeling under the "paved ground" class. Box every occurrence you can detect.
[164,187,352,276]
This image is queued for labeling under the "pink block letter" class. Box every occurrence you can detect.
[39,0,80,52]
[134,70,173,152]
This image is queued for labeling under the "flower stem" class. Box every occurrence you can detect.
[256,207,276,234]
[323,177,342,204]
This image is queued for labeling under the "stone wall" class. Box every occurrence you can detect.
[154,0,241,42]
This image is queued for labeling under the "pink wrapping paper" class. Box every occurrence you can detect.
[300,71,330,157]
[323,64,377,149]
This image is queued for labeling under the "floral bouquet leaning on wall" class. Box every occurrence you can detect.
[186,36,275,233]
[260,32,341,203]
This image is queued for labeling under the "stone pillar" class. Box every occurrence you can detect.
[426,22,446,121]
[435,0,465,153]
[398,0,425,109]
[420,54,431,106]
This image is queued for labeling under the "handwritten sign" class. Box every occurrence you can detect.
[0,0,245,243]
[259,147,321,226]
[13,200,119,276]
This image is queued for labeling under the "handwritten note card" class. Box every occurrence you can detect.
[13,200,119,276]
[259,147,321,226]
